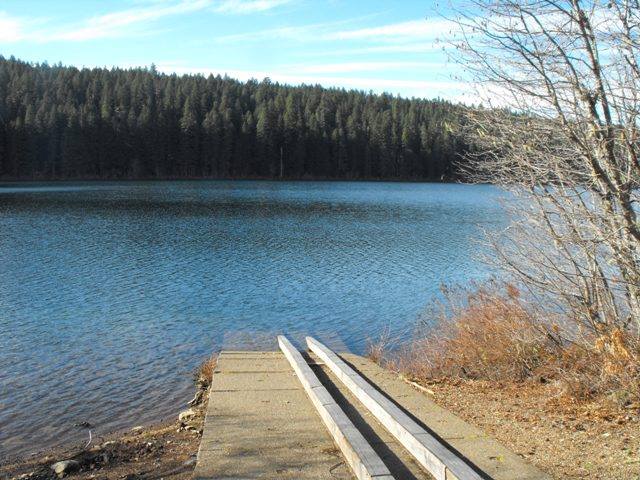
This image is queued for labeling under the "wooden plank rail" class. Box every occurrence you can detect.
[306,336,485,480]
[277,335,394,480]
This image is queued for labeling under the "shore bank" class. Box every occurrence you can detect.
[0,357,215,480]
[3,349,637,480]
[0,418,202,480]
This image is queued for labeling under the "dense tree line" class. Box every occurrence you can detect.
[0,56,471,180]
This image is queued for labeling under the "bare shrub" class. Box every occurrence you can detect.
[195,354,217,389]
[550,330,640,403]
[380,281,640,405]
[188,354,217,407]
[392,282,557,382]
[402,0,640,407]
[446,0,640,347]
[367,328,393,364]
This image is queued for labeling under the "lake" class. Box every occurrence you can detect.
[0,180,505,458]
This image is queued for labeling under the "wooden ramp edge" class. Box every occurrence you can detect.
[277,335,394,480]
[307,336,484,480]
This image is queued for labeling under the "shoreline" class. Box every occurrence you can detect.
[0,418,203,480]
[0,358,215,480]
[2,352,638,480]
[0,177,470,185]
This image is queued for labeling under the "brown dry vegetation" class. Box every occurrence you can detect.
[383,282,640,407]
[372,282,640,478]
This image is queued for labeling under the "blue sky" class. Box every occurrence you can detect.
[0,0,469,100]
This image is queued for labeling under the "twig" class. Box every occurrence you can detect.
[399,375,435,395]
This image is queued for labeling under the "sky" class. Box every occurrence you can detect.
[0,0,471,101]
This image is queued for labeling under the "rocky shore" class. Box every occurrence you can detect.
[0,358,216,480]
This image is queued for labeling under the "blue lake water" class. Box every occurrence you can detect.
[0,180,505,458]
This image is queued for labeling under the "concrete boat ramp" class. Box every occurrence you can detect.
[194,336,550,480]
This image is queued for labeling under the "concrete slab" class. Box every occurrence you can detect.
[196,350,549,480]
[215,356,292,373]
[279,335,394,480]
[210,371,301,391]
[195,352,352,480]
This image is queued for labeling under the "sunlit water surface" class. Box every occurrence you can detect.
[0,180,505,458]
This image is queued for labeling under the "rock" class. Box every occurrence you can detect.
[130,426,143,433]
[51,460,80,478]
[187,390,204,407]
[178,408,196,422]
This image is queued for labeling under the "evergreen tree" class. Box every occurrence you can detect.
[0,56,474,181]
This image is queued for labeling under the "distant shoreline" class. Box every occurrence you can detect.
[0,176,465,184]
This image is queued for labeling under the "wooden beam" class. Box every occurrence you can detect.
[306,336,485,480]
[277,335,394,480]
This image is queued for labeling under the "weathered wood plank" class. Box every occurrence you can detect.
[306,336,485,480]
[278,335,394,480]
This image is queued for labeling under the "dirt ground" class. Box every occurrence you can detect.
[412,378,640,479]
[1,358,216,480]
[0,418,204,480]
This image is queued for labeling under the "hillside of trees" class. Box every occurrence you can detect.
[0,56,471,181]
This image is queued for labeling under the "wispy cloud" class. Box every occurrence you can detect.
[213,16,371,43]
[216,17,457,48]
[294,61,444,74]
[213,0,294,14]
[0,0,293,43]
[154,62,466,99]
[326,18,456,42]
[215,24,314,42]
[0,12,26,42]
[52,0,210,41]
[303,43,443,58]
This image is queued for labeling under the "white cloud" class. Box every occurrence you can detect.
[0,12,27,42]
[213,0,293,14]
[326,18,456,42]
[215,24,312,42]
[0,0,292,44]
[213,17,356,43]
[295,61,444,74]
[154,62,468,99]
[48,0,211,41]
[347,43,443,53]
[215,17,458,48]
[305,43,443,58]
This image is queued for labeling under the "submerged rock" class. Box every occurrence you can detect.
[178,408,196,422]
[187,389,204,407]
[51,460,80,478]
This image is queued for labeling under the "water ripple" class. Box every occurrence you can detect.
[0,180,506,458]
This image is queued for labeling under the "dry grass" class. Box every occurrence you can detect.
[188,354,218,408]
[373,282,640,407]
[195,354,217,389]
